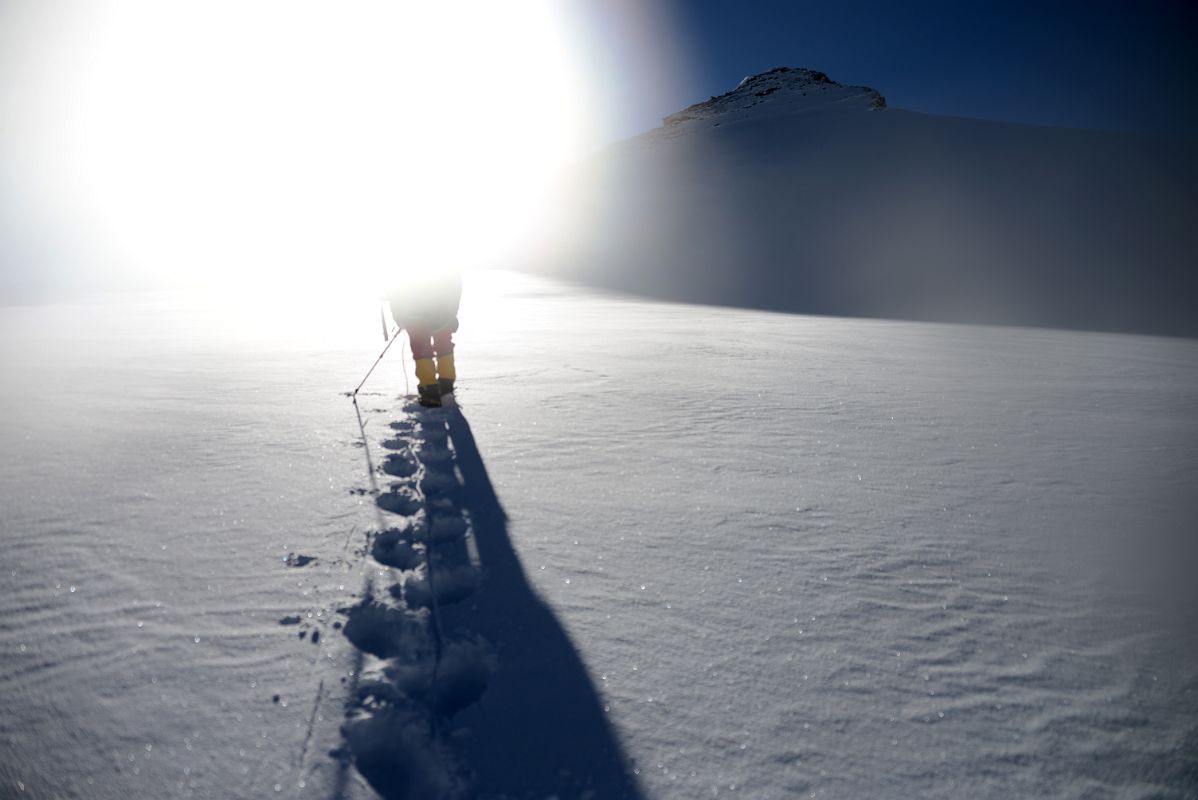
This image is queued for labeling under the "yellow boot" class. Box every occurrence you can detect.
[414,358,441,407]
[436,352,456,396]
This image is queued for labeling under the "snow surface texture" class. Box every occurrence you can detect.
[2,271,1197,799]
[543,67,1198,337]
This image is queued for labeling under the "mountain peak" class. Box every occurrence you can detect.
[735,66,834,91]
[663,66,885,127]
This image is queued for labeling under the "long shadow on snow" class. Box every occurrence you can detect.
[437,408,645,798]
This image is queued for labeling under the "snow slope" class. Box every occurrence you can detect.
[541,68,1198,337]
[2,272,1197,798]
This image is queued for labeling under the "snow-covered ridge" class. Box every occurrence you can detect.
[545,67,1198,337]
[663,66,885,126]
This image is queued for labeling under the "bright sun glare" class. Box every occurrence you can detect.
[24,1,600,296]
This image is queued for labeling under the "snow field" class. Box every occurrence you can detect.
[2,272,1196,798]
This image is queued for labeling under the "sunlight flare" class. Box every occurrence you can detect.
[15,1,604,293]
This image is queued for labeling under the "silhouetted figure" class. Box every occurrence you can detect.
[388,271,462,407]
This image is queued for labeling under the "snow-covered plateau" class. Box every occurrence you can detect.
[2,271,1196,799]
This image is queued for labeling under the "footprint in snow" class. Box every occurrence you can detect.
[381,453,418,478]
[429,636,495,717]
[402,399,447,415]
[372,529,425,570]
[402,566,481,609]
[356,634,494,717]
[420,514,468,544]
[417,426,449,449]
[284,553,317,567]
[416,444,453,468]
[420,468,458,496]
[341,597,430,661]
[377,487,422,517]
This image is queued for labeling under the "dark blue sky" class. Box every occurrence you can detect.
[595,0,1198,138]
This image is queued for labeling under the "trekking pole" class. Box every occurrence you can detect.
[350,325,401,398]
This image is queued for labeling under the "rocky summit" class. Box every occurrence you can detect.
[663,66,885,127]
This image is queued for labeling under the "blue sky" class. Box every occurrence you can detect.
[601,0,1198,137]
